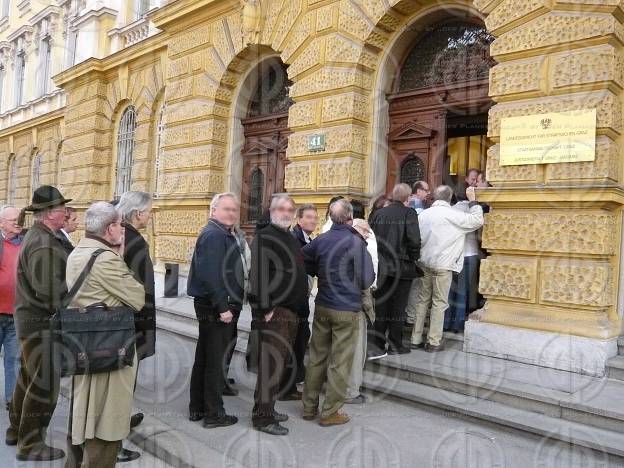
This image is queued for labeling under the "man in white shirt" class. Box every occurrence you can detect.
[56,206,78,254]
[410,185,484,351]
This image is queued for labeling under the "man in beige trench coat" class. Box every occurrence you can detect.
[64,201,145,468]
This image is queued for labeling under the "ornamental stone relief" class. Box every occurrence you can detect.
[290,67,372,99]
[284,163,313,190]
[479,257,537,301]
[281,11,313,64]
[155,235,197,263]
[288,100,319,128]
[540,259,613,308]
[484,145,538,183]
[322,92,370,124]
[286,124,367,158]
[490,13,624,57]
[159,171,225,195]
[317,158,364,189]
[287,37,321,79]
[160,144,226,170]
[482,210,617,255]
[168,24,212,57]
[489,57,544,97]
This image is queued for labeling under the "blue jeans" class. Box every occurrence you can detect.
[0,314,19,404]
[444,256,480,332]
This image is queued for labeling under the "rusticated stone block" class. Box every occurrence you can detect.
[486,0,548,34]
[288,100,319,128]
[485,144,538,183]
[551,44,624,90]
[159,170,224,195]
[479,256,538,301]
[290,67,373,98]
[160,144,226,170]
[286,124,367,158]
[491,13,624,58]
[482,210,617,255]
[154,210,207,235]
[322,92,370,124]
[489,57,545,97]
[316,158,364,189]
[284,163,313,190]
[545,135,619,183]
[168,24,211,57]
[488,91,622,137]
[540,258,613,307]
[155,235,197,263]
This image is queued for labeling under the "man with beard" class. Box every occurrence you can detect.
[249,195,308,435]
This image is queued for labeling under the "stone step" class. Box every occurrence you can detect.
[607,355,624,382]
[365,343,624,435]
[362,370,624,459]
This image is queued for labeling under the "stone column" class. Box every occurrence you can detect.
[466,0,624,375]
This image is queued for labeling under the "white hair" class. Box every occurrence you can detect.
[269,194,295,211]
[85,202,119,236]
[433,185,453,203]
[210,192,239,214]
[117,191,152,223]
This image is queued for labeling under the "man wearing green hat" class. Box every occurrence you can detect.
[6,185,71,461]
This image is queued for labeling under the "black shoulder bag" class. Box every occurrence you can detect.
[51,249,137,377]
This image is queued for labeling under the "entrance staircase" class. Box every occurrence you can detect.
[156,297,624,460]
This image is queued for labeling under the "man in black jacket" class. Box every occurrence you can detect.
[8,185,71,461]
[278,204,318,401]
[369,183,421,357]
[249,195,308,435]
[187,193,245,429]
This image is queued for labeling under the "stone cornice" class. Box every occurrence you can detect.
[150,0,238,32]
[29,5,63,25]
[72,6,117,29]
[0,106,64,139]
[7,24,34,43]
[53,32,167,88]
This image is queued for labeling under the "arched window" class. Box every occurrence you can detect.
[398,21,495,92]
[31,153,42,192]
[6,156,17,203]
[400,156,425,188]
[247,61,293,118]
[115,106,137,198]
[154,102,166,196]
[247,168,264,222]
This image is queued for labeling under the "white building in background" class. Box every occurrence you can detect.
[0,0,162,131]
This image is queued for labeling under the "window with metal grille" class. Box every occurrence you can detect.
[247,168,264,222]
[31,153,42,192]
[398,21,495,92]
[7,156,17,203]
[400,157,425,188]
[14,50,25,107]
[154,102,166,196]
[115,106,137,199]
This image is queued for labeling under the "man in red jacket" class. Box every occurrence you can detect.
[0,206,23,411]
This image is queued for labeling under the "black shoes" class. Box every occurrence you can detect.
[130,412,144,428]
[189,411,204,422]
[203,414,238,429]
[366,350,388,361]
[410,342,425,350]
[273,412,289,423]
[387,346,411,355]
[117,446,141,463]
[5,428,17,446]
[254,423,289,436]
[425,343,444,353]
[16,445,65,461]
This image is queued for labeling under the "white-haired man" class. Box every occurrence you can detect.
[187,193,245,429]
[411,185,484,352]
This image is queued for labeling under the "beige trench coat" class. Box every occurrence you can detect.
[65,237,145,444]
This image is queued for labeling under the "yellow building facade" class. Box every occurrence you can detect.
[1,0,623,374]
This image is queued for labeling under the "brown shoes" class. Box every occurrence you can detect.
[319,412,350,427]
[302,407,319,421]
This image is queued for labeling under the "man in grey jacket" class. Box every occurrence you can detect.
[410,185,484,352]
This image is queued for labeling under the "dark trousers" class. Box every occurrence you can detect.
[8,332,60,454]
[189,302,236,420]
[444,256,480,332]
[372,275,412,351]
[279,304,310,395]
[252,307,297,427]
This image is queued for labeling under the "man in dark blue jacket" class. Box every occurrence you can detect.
[301,199,375,427]
[187,193,245,429]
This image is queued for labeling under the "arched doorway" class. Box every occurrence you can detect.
[386,19,495,194]
[239,58,292,232]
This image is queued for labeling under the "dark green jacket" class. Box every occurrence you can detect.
[15,222,68,339]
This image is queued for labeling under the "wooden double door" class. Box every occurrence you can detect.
[239,112,290,233]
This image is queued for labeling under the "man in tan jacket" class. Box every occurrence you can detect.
[64,202,145,468]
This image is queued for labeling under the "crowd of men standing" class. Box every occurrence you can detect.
[0,170,486,464]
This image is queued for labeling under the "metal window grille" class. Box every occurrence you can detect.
[247,168,264,222]
[31,153,41,192]
[115,106,137,199]
[7,157,17,203]
[154,102,166,196]
[400,157,425,188]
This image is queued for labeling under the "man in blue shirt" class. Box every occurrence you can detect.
[301,199,375,427]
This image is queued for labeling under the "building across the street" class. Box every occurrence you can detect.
[0,0,622,376]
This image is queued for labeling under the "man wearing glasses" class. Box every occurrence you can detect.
[6,185,71,462]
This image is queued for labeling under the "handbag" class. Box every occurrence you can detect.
[51,249,137,377]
